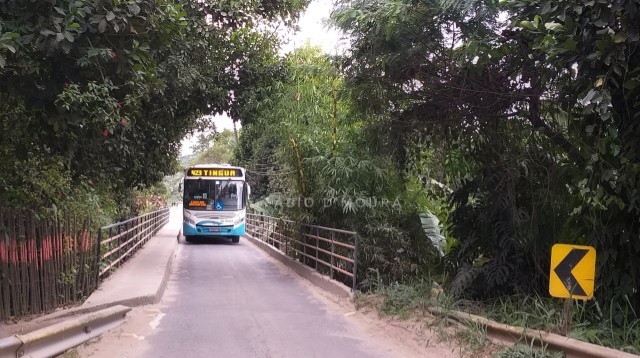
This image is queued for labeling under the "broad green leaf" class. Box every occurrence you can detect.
[562,38,577,50]
[612,33,626,43]
[20,34,34,44]
[106,11,115,21]
[544,22,564,32]
[0,54,5,68]
[594,78,604,88]
[585,125,595,134]
[1,44,15,53]
[64,31,74,42]
[89,15,103,24]
[1,32,20,40]
[56,32,65,42]
[595,39,610,51]
[583,89,597,103]
[533,15,541,28]
[128,4,141,15]
[623,79,639,90]
[519,20,536,31]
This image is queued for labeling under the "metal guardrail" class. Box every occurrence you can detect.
[246,214,358,290]
[0,305,130,358]
[97,208,170,279]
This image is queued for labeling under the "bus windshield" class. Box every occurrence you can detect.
[183,179,245,211]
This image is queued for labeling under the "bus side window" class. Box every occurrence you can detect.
[243,183,249,208]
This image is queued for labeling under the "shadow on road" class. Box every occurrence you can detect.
[183,236,239,246]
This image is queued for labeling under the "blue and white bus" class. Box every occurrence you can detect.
[182,164,249,243]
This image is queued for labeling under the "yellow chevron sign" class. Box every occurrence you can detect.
[549,244,596,300]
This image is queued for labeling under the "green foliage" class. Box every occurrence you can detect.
[0,0,308,213]
[375,281,434,318]
[236,45,440,284]
[482,295,640,354]
[191,129,237,165]
[331,0,640,319]
[493,344,562,358]
[456,322,488,353]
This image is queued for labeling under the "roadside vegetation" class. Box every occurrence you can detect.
[234,0,640,354]
[0,0,308,223]
[3,0,640,354]
[355,282,640,355]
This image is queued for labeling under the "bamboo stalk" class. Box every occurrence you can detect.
[40,225,47,312]
[54,215,60,309]
[72,214,77,301]
[30,214,39,315]
[11,214,19,316]
[0,210,10,319]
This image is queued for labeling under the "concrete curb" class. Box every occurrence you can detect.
[245,234,353,299]
[31,232,179,325]
[1,305,130,358]
[428,307,640,358]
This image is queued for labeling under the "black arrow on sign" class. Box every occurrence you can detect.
[554,248,588,296]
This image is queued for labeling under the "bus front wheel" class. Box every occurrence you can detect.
[231,236,240,244]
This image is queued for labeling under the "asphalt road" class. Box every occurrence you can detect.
[77,238,455,358]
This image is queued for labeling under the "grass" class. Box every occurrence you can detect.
[480,294,640,354]
[456,321,489,352]
[361,281,494,356]
[492,343,562,358]
[373,281,434,318]
[358,282,640,355]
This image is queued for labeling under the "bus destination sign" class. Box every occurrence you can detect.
[188,168,243,177]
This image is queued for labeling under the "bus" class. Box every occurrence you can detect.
[182,164,249,243]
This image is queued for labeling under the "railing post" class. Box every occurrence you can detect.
[284,221,289,256]
[96,228,102,285]
[353,233,358,291]
[132,217,137,252]
[315,227,319,271]
[303,227,307,265]
[112,226,118,267]
[330,230,335,280]
[268,216,271,245]
[116,224,121,260]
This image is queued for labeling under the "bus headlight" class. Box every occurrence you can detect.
[184,217,195,225]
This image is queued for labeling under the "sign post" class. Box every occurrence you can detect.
[549,244,596,334]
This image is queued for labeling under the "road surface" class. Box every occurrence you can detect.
[77,238,456,358]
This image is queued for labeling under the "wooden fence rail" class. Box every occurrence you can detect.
[0,210,97,320]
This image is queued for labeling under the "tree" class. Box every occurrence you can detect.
[236,45,438,284]
[332,0,640,312]
[192,129,237,165]
[0,0,308,210]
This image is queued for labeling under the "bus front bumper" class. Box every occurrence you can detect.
[183,223,246,237]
